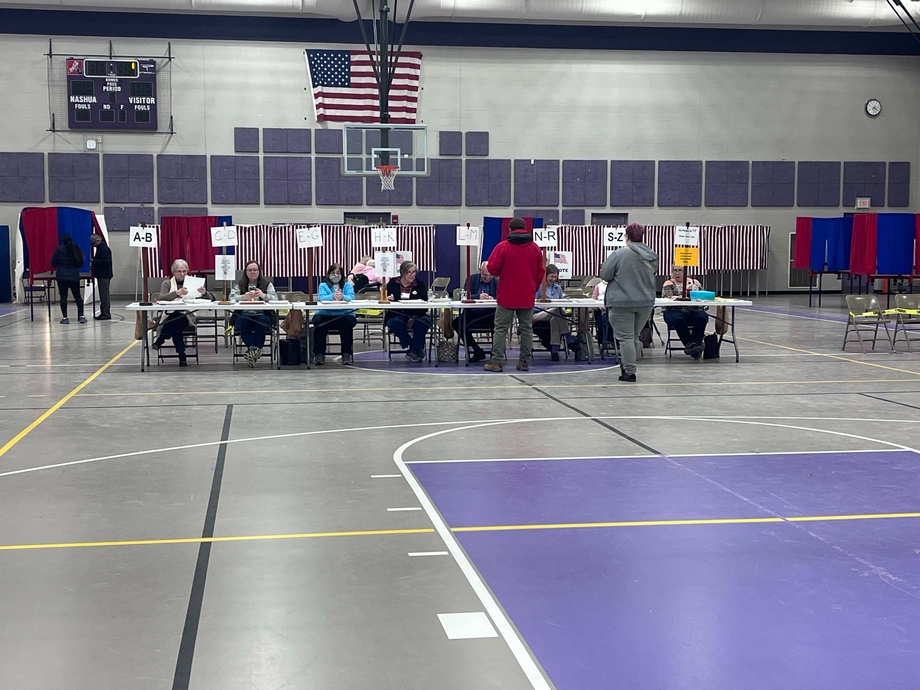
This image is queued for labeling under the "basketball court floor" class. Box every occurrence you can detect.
[1,295,919,689]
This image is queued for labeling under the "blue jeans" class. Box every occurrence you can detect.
[663,309,708,347]
[238,312,272,349]
[387,314,430,352]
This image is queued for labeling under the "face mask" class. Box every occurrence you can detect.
[330,275,341,285]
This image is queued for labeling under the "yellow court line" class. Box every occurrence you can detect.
[738,336,920,377]
[73,377,920,398]
[0,527,436,551]
[0,340,137,460]
[4,512,920,552]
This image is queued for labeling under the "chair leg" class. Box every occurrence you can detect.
[842,321,852,351]
[853,321,867,354]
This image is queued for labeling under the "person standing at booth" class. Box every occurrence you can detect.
[90,233,113,320]
[483,218,545,372]
[50,233,86,325]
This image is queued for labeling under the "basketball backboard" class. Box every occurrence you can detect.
[341,123,429,177]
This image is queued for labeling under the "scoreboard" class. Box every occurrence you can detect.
[66,58,158,131]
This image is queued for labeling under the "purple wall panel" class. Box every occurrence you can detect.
[751,161,795,207]
[211,179,235,204]
[315,180,338,204]
[18,177,45,202]
[104,153,153,203]
[888,162,910,208]
[18,152,43,178]
[50,179,75,203]
[315,129,344,154]
[346,130,363,155]
[235,180,260,204]
[514,208,560,224]
[417,159,462,206]
[235,156,260,180]
[466,159,511,207]
[313,157,361,205]
[103,205,155,231]
[610,160,655,207]
[658,160,701,207]
[797,161,841,207]
[288,129,311,154]
[0,152,44,203]
[263,157,288,180]
[563,160,607,207]
[288,181,312,205]
[159,207,208,222]
[264,180,288,205]
[366,176,413,206]
[561,209,585,225]
[843,161,886,207]
[439,131,462,156]
[210,156,235,180]
[234,127,259,153]
[315,157,340,181]
[339,179,363,205]
[263,128,287,154]
[183,156,207,179]
[49,153,99,203]
[210,155,259,204]
[263,157,311,205]
[465,132,489,156]
[515,160,559,206]
[705,161,749,207]
[183,179,207,204]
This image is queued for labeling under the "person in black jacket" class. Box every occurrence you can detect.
[90,234,113,320]
[50,234,85,324]
[385,261,430,362]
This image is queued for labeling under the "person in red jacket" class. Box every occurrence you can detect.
[483,218,545,372]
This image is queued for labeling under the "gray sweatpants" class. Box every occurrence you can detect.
[607,306,653,375]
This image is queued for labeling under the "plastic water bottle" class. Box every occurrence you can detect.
[428,287,434,301]
[460,288,467,301]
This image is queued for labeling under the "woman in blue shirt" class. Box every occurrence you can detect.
[313,263,356,366]
[533,264,573,361]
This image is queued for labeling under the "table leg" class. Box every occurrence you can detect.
[432,308,439,368]
[140,325,147,372]
[462,308,468,367]
[731,306,740,363]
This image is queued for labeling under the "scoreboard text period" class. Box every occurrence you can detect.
[66,58,158,131]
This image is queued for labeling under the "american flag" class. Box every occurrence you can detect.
[305,49,422,124]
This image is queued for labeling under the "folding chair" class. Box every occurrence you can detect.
[231,312,281,368]
[843,294,892,353]
[888,293,920,352]
[431,277,451,298]
[355,289,385,348]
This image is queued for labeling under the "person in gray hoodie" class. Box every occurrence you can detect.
[600,222,659,382]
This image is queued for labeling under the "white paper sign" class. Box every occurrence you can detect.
[210,225,238,247]
[674,225,700,247]
[549,251,573,280]
[603,226,627,248]
[215,254,237,282]
[533,226,558,248]
[182,275,206,297]
[456,225,482,246]
[375,251,398,279]
[395,250,413,266]
[129,226,157,248]
[296,225,323,249]
[372,226,398,248]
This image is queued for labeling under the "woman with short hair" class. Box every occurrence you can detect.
[385,261,430,363]
[154,259,213,367]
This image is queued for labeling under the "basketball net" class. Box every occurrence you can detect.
[376,164,399,191]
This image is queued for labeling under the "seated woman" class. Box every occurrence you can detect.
[532,264,574,361]
[661,264,708,360]
[154,259,214,367]
[230,261,278,367]
[312,263,356,366]
[385,261,430,363]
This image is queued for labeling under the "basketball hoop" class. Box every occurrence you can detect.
[376,164,399,191]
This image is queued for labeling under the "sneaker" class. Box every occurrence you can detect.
[152,338,164,351]
[516,359,529,371]
[689,344,704,360]
[618,372,637,382]
[551,351,560,362]
[314,354,325,365]
[94,315,111,321]
[244,349,256,368]
[78,316,87,324]
[252,347,263,361]
[483,361,504,372]
[407,350,423,363]
[342,354,353,366]
[60,318,70,324]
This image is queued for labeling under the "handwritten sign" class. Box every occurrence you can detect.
[129,226,157,248]
[533,226,558,248]
[372,226,398,248]
[210,225,238,247]
[296,225,323,249]
[456,225,482,246]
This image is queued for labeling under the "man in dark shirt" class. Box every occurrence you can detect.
[453,261,499,363]
[90,233,113,320]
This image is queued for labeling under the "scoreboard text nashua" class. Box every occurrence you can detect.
[66,58,158,131]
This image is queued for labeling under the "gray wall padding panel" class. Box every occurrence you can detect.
[263,157,312,206]
[157,155,207,205]
[705,161,749,207]
[48,152,100,204]
[610,160,654,207]
[843,162,886,207]
[0,152,44,202]
[263,128,311,154]
[751,161,795,207]
[103,205,155,232]
[315,129,344,155]
[234,127,260,153]
[888,162,911,208]
[797,161,841,207]
[416,159,462,206]
[466,132,489,156]
[314,157,363,206]
[103,153,154,204]
[562,160,607,207]
[366,158,414,206]
[439,131,462,156]
[465,159,511,207]
[514,159,560,207]
[210,155,260,205]
[657,160,702,207]
[561,209,585,225]
[159,207,208,221]
[514,208,560,224]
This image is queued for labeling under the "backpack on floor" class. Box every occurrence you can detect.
[703,332,721,360]
[279,338,301,365]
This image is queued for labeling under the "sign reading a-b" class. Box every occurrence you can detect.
[129,226,157,247]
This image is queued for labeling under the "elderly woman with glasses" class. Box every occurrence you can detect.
[385,261,430,363]
[153,259,213,367]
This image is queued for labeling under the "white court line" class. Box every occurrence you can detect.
[0,310,25,319]
[371,474,403,478]
[408,551,448,557]
[407,447,908,464]
[2,415,920,480]
[387,507,422,512]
